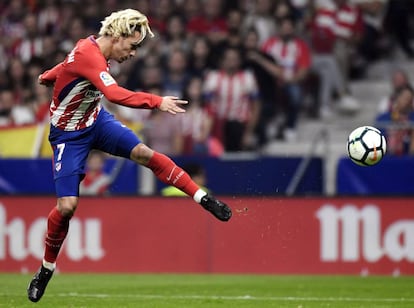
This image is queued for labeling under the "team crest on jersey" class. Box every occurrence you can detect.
[99,71,116,86]
[55,162,62,172]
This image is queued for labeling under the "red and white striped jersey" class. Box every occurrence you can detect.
[310,7,338,53]
[313,1,363,40]
[79,171,111,196]
[335,3,364,39]
[262,36,311,80]
[203,70,259,122]
[40,36,162,131]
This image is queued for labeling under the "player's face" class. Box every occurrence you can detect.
[113,31,142,63]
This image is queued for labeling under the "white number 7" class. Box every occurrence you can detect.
[56,143,66,161]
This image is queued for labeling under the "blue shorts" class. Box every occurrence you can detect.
[49,108,140,197]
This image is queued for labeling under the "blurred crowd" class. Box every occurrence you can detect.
[1,0,414,155]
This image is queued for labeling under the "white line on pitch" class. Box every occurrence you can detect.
[54,293,414,303]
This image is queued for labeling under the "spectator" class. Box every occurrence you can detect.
[242,0,277,46]
[55,1,78,49]
[32,81,52,123]
[187,0,228,44]
[115,66,163,127]
[243,28,277,147]
[142,64,164,91]
[59,17,87,53]
[5,57,31,105]
[223,9,244,49]
[0,0,28,52]
[182,0,203,38]
[40,36,61,69]
[187,35,214,77]
[134,0,151,17]
[149,0,174,34]
[332,0,365,88]
[354,0,390,64]
[162,48,191,98]
[79,150,112,196]
[377,68,411,114]
[376,69,414,155]
[308,2,360,118]
[204,47,260,151]
[141,86,184,156]
[181,76,214,155]
[290,0,314,26]
[376,83,414,156]
[142,109,184,156]
[187,0,228,66]
[2,0,413,149]
[383,0,414,59]
[13,13,44,64]
[82,1,105,34]
[37,0,60,36]
[161,14,190,58]
[0,90,14,126]
[274,0,295,20]
[248,16,311,141]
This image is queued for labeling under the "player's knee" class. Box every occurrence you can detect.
[130,143,153,165]
[57,196,78,217]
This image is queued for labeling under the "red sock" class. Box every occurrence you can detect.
[147,152,200,197]
[44,207,70,263]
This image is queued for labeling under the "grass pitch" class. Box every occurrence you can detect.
[1,273,414,307]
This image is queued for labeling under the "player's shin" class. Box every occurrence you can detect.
[43,206,71,269]
[146,152,231,221]
[146,151,206,201]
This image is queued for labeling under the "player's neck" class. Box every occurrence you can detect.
[95,36,112,60]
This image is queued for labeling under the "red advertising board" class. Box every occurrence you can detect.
[0,197,413,275]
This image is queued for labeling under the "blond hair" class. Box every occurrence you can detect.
[99,9,154,43]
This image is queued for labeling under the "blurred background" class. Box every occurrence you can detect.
[1,0,414,196]
[1,0,414,275]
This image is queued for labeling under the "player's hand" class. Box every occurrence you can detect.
[38,75,54,87]
[159,96,188,114]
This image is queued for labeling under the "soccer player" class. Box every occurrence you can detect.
[27,9,232,303]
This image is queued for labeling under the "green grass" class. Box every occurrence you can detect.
[1,274,414,307]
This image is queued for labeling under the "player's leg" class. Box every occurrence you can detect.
[27,194,78,302]
[43,188,80,268]
[131,144,202,199]
[93,109,231,221]
[28,130,90,302]
[130,143,232,221]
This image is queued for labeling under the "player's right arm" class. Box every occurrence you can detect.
[38,62,64,87]
[73,48,186,113]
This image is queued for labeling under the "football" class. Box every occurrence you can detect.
[347,126,387,166]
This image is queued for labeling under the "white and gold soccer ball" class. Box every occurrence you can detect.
[347,126,387,166]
